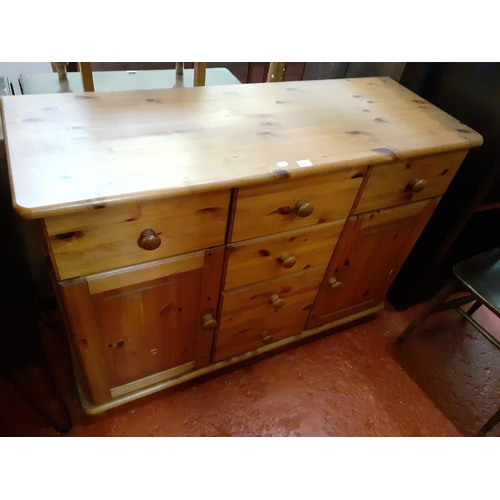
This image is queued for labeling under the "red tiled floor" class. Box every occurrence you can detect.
[1,300,499,437]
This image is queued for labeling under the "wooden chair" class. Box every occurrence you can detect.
[396,247,500,436]
[53,62,283,92]
[51,62,208,92]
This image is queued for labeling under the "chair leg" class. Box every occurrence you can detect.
[395,280,458,344]
[467,300,483,316]
[478,407,500,436]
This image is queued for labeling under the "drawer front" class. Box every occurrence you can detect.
[45,190,231,280]
[214,266,325,361]
[354,150,468,214]
[224,219,345,290]
[231,167,365,242]
[214,314,308,362]
[220,265,326,331]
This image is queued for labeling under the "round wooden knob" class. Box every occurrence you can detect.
[329,277,342,290]
[202,314,218,330]
[295,200,314,217]
[260,330,273,344]
[138,228,161,250]
[278,253,296,269]
[270,294,285,309]
[408,178,427,193]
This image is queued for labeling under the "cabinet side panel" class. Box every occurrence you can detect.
[58,278,112,404]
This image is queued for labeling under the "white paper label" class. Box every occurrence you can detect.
[297,159,313,167]
[276,161,288,167]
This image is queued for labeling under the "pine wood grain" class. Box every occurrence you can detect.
[306,198,439,329]
[91,266,203,387]
[1,77,482,219]
[58,278,112,404]
[215,266,325,361]
[214,310,311,362]
[219,265,326,331]
[79,302,384,414]
[354,149,468,214]
[44,189,230,280]
[224,219,345,290]
[87,252,205,294]
[231,167,364,241]
[194,246,225,368]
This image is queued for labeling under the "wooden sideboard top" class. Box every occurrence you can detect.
[1,77,483,218]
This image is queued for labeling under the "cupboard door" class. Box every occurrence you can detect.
[306,199,439,329]
[59,247,224,404]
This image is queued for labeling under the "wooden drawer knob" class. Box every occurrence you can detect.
[408,178,427,193]
[202,314,218,330]
[295,200,314,217]
[270,294,285,309]
[260,330,273,344]
[278,253,296,268]
[138,228,161,250]
[329,277,342,290]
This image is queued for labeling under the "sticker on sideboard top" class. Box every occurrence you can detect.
[297,159,313,167]
[276,161,289,167]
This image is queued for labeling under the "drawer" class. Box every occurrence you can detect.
[220,265,326,331]
[214,314,308,362]
[214,266,325,361]
[224,219,345,290]
[45,189,231,280]
[231,167,365,242]
[354,149,468,214]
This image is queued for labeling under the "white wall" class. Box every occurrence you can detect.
[0,62,52,95]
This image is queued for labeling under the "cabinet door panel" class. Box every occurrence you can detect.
[92,270,203,387]
[306,199,439,329]
[59,248,224,404]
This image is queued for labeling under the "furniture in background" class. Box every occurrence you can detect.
[2,77,482,413]
[20,62,240,95]
[34,62,407,90]
[396,247,500,436]
[387,63,500,310]
[83,62,307,84]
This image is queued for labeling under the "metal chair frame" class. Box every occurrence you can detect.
[396,248,500,436]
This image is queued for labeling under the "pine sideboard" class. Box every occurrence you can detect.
[1,77,483,413]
